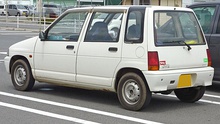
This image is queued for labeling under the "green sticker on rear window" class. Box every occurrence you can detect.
[204,58,208,62]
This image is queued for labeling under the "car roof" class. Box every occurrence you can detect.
[66,5,192,12]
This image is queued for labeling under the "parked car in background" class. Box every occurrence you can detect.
[4,6,213,111]
[0,4,6,15]
[43,3,62,18]
[188,2,220,81]
[24,5,35,16]
[5,4,28,16]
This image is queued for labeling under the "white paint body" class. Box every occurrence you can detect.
[4,5,214,93]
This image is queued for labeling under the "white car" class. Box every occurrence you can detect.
[0,4,5,15]
[4,5,214,111]
[5,4,29,16]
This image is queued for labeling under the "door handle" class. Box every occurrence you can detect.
[66,45,74,50]
[108,47,118,52]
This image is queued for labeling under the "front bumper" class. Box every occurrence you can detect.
[143,67,214,92]
[4,56,11,74]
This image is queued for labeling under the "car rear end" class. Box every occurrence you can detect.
[144,6,214,92]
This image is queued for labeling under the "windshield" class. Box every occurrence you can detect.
[154,11,205,46]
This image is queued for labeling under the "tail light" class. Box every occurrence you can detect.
[148,51,159,71]
[206,49,211,66]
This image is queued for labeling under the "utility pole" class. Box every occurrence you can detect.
[133,0,139,5]
[5,0,8,22]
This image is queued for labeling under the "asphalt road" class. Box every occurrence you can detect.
[1,29,220,124]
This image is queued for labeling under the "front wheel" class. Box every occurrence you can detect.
[117,72,152,111]
[174,86,206,103]
[11,59,35,91]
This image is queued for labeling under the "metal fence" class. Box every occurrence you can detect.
[0,15,55,31]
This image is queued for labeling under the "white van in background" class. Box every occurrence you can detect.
[0,4,5,15]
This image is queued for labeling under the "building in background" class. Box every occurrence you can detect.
[0,0,121,6]
[0,0,33,5]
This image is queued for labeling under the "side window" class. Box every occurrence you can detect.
[85,12,123,42]
[46,11,87,41]
[125,11,143,42]
[12,5,16,9]
[192,6,216,33]
[9,5,12,9]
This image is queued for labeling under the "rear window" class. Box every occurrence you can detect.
[154,11,205,46]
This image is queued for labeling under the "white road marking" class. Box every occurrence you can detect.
[157,94,220,105]
[204,94,220,99]
[0,101,100,124]
[0,91,163,124]
[0,52,7,55]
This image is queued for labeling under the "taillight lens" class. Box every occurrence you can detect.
[206,49,211,66]
[148,51,159,71]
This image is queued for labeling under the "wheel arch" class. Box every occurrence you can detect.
[114,68,148,91]
[9,55,30,74]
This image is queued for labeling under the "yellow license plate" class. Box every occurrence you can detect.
[177,74,192,88]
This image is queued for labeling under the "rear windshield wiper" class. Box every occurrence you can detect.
[172,39,192,51]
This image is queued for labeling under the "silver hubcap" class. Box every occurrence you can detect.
[122,79,140,105]
[14,65,26,86]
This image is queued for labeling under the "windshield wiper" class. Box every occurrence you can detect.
[172,39,192,51]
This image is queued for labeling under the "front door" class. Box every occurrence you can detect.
[34,10,88,82]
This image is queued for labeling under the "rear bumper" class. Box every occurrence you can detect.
[143,67,214,92]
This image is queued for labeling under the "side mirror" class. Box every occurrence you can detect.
[39,31,46,41]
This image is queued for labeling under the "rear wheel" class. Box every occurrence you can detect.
[11,59,35,91]
[117,72,152,111]
[16,12,20,16]
[174,86,205,103]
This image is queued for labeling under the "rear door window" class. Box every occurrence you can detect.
[155,11,205,46]
[85,12,123,42]
[191,6,216,33]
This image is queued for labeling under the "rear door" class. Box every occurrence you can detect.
[208,7,220,79]
[76,9,125,86]
[154,10,209,70]
[189,4,220,79]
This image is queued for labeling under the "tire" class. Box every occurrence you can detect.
[11,59,35,91]
[174,86,206,103]
[117,72,152,111]
[16,12,20,16]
